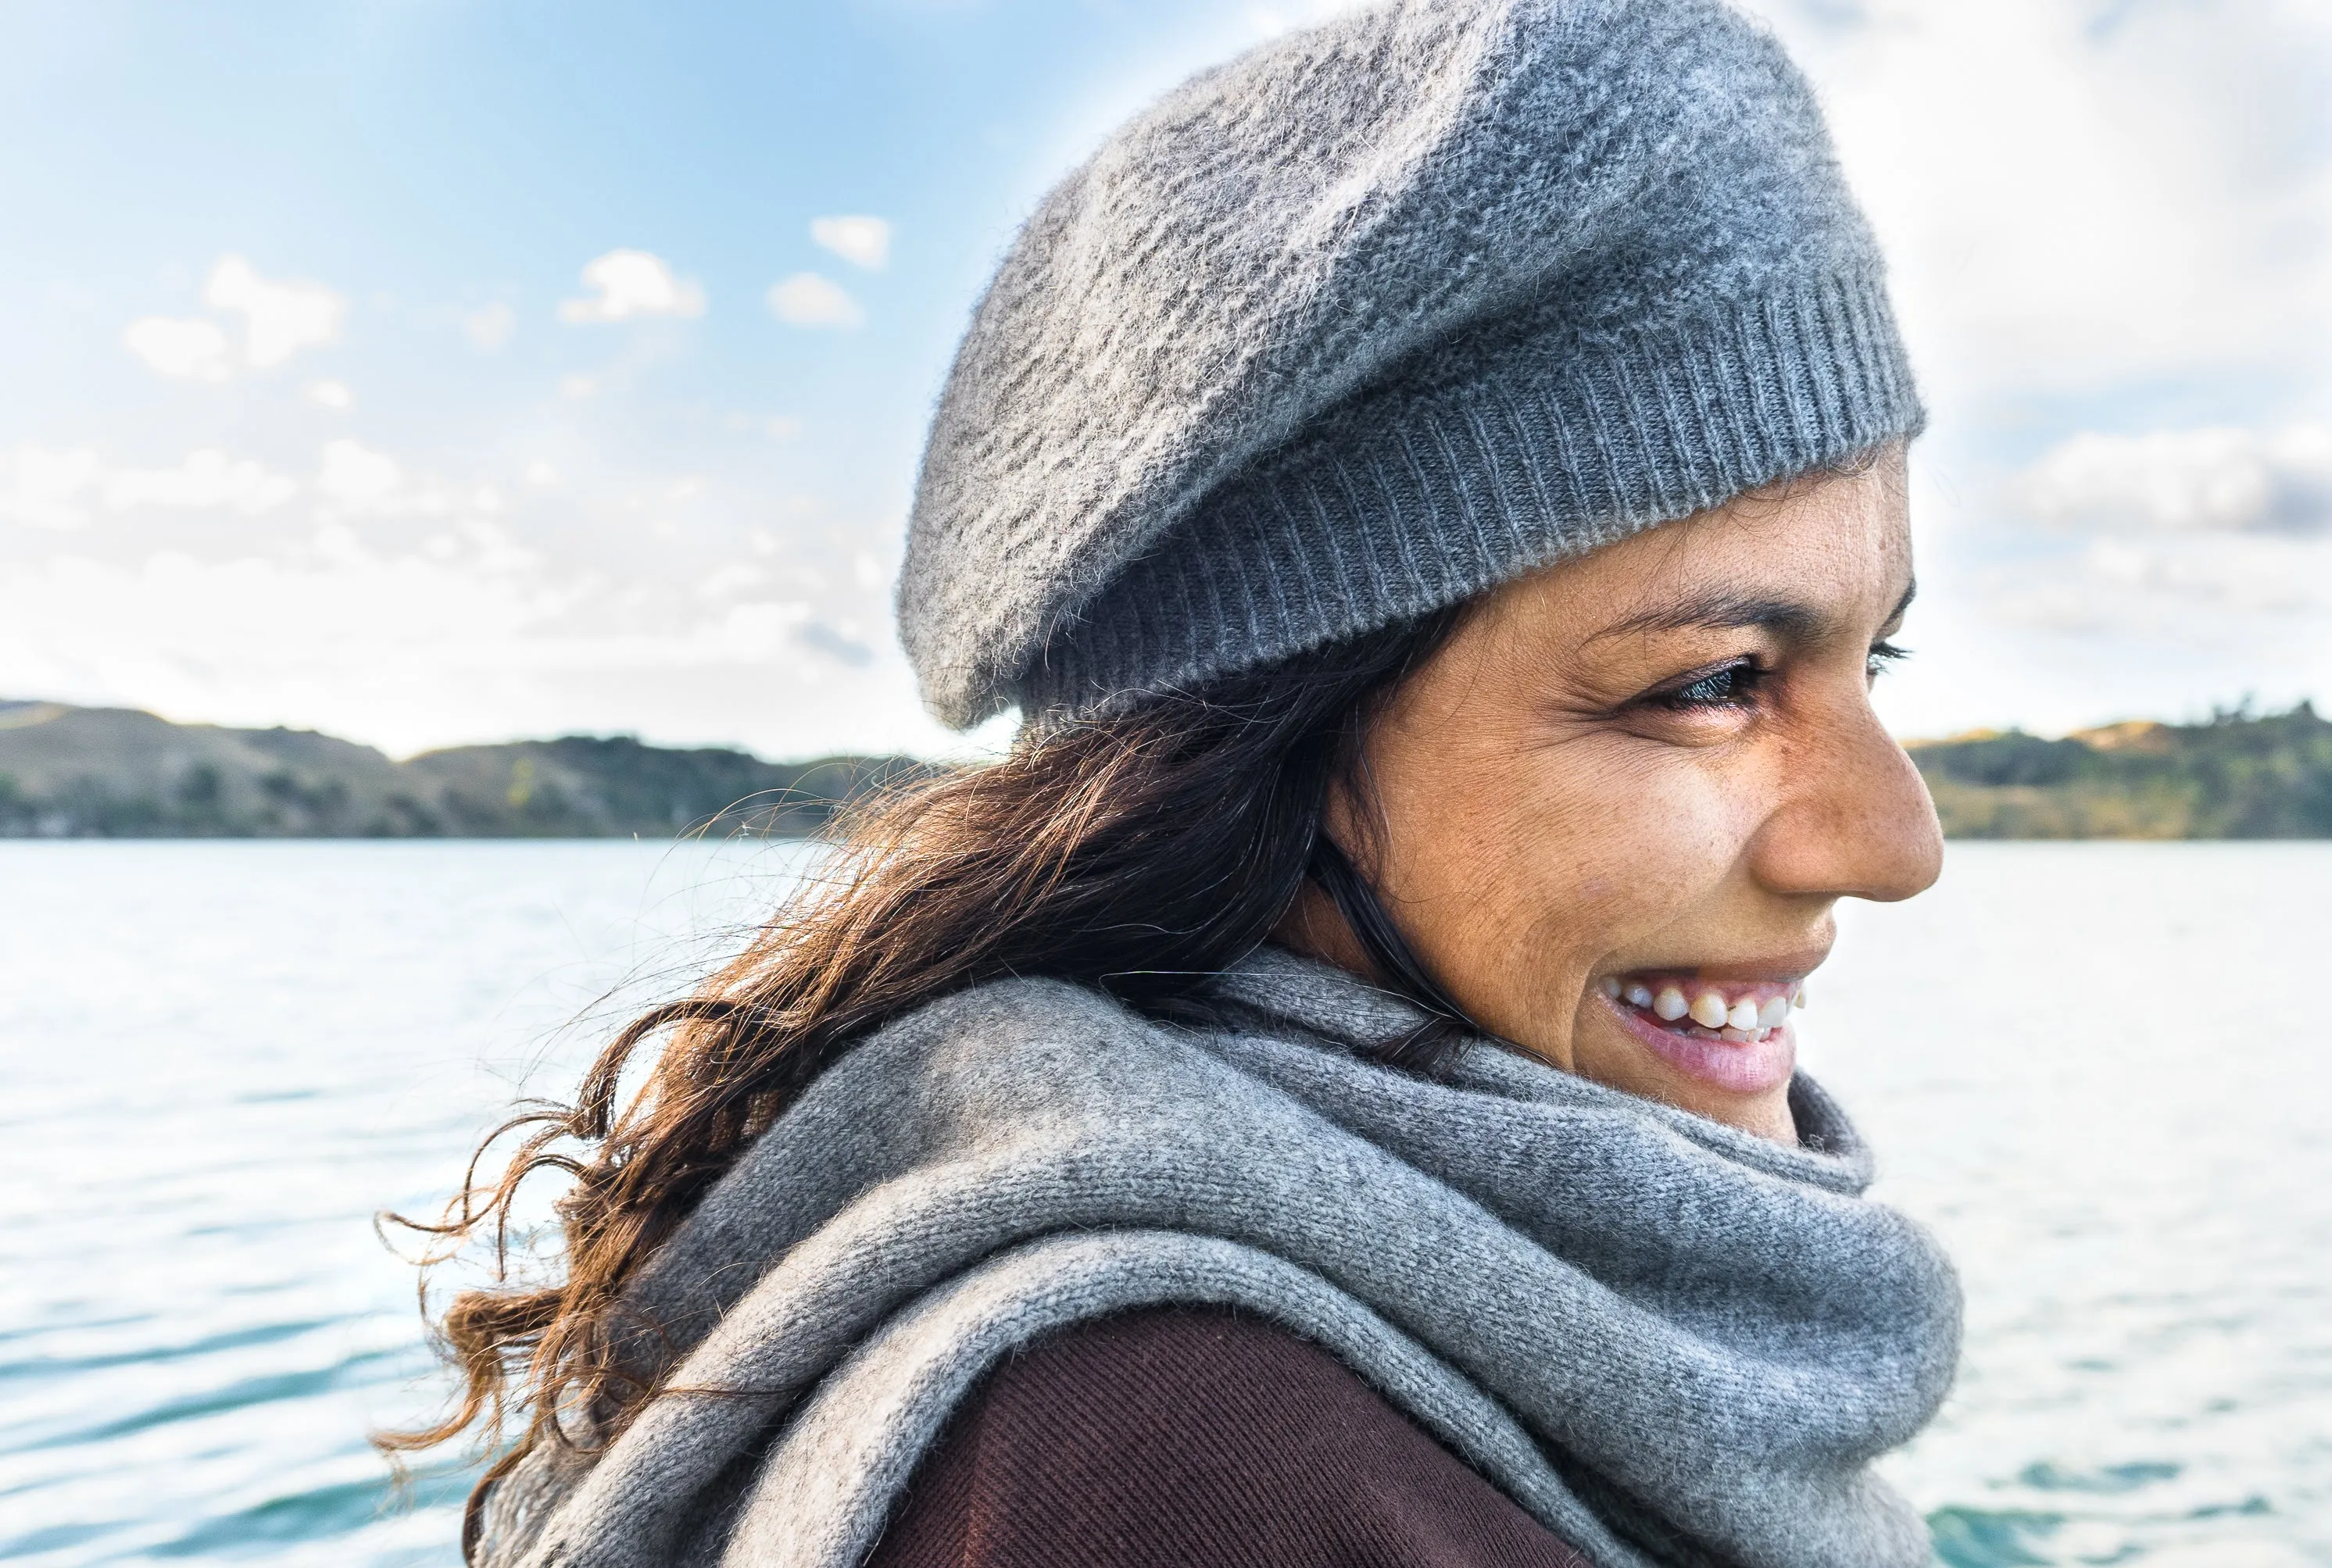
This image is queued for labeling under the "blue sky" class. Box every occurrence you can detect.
[2,0,2327,759]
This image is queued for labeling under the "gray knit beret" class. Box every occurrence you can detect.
[900,0,1921,729]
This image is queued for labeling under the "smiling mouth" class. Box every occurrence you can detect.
[1599,975,1802,1042]
[1597,973,1805,1094]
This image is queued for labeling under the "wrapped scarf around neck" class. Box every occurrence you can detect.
[478,948,1961,1568]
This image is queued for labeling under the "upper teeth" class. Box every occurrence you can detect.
[1610,980,1797,1040]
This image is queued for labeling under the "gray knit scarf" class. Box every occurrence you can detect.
[477,948,1960,1568]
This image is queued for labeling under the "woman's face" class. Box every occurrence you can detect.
[1304,453,1940,1142]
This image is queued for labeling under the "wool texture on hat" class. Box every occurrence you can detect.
[898,0,1922,728]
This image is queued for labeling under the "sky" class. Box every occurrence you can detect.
[0,0,2326,762]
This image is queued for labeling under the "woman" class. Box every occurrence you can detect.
[399,2,1962,1565]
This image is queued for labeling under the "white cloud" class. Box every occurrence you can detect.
[766,273,862,329]
[2,445,295,527]
[121,256,345,380]
[523,460,560,487]
[0,546,899,755]
[317,439,408,514]
[2015,426,2332,534]
[463,301,517,351]
[123,317,234,380]
[696,561,768,599]
[559,250,706,323]
[2,447,102,529]
[306,380,353,410]
[102,449,298,515]
[809,216,892,270]
[1991,534,2332,638]
[305,440,486,523]
[204,254,345,368]
[796,620,874,667]
[2082,536,2322,613]
[0,550,572,745]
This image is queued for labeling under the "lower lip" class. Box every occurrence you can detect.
[1602,994,1797,1095]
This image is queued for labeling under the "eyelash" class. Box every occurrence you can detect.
[1656,658,1767,711]
[1652,641,1911,712]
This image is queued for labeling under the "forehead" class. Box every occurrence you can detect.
[1489,457,1913,639]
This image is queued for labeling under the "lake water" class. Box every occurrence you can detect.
[2,841,2327,1566]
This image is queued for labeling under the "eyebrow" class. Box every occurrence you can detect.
[1594,577,1917,644]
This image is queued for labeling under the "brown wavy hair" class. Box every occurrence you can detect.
[382,606,1468,1554]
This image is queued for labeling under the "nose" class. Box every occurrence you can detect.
[1748,692,1944,905]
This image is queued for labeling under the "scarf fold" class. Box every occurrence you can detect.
[480,948,1959,1568]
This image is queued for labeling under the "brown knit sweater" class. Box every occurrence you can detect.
[864,1308,1596,1568]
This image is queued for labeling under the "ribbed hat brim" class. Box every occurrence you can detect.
[1018,267,1921,722]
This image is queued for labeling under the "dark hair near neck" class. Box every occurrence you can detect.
[382,602,1475,1552]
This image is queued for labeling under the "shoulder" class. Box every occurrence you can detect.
[859,973,1166,1080]
[826,973,1248,1134]
[866,1307,1593,1568]
[882,972,1144,1050]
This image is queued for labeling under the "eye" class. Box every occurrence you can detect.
[1654,657,1766,711]
[1866,639,1908,683]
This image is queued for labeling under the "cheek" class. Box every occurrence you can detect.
[1506,755,1747,955]
[1381,745,1754,1038]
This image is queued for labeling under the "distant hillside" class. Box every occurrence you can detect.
[6,697,2327,841]
[1910,703,2332,839]
[0,701,925,838]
